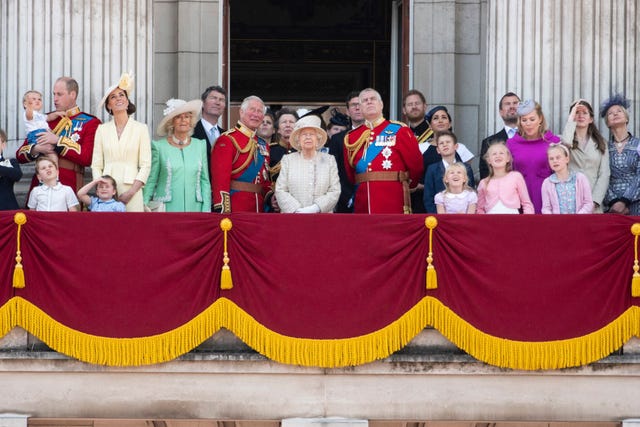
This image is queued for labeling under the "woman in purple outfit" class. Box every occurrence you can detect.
[506,100,561,213]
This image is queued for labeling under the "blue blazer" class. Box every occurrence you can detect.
[0,157,23,210]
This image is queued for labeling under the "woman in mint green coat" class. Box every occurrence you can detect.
[143,99,211,212]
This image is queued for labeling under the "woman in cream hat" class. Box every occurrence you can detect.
[142,98,211,212]
[275,115,340,213]
[91,72,152,211]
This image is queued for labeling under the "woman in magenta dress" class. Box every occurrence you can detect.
[506,100,561,213]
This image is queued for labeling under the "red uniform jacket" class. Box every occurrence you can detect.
[343,118,424,214]
[211,122,271,213]
[17,107,100,196]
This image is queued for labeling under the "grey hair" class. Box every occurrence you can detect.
[359,88,382,103]
[240,95,266,114]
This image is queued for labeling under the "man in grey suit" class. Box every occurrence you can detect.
[479,92,520,179]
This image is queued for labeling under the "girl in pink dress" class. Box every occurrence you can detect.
[477,142,534,214]
[434,163,477,213]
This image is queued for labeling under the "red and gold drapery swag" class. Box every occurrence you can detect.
[1,211,639,369]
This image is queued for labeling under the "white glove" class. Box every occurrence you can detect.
[295,204,321,214]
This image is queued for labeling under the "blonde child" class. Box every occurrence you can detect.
[541,143,593,214]
[27,156,79,211]
[434,163,477,213]
[23,91,65,163]
[77,175,126,212]
[477,142,534,214]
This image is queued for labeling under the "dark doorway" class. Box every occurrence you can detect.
[229,0,394,106]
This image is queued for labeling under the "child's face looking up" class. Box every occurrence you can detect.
[436,136,457,157]
[488,145,510,168]
[36,160,57,182]
[24,92,43,111]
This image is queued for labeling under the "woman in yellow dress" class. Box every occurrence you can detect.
[91,72,152,212]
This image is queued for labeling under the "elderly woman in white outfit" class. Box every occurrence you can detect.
[275,115,340,213]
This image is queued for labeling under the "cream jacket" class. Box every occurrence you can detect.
[275,151,340,213]
[92,118,152,211]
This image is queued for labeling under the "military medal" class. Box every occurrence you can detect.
[381,146,393,170]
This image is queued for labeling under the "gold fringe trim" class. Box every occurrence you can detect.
[426,297,639,370]
[0,296,637,369]
[217,298,428,368]
[9,297,223,366]
[631,223,640,297]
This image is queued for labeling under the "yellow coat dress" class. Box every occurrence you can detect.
[91,118,152,212]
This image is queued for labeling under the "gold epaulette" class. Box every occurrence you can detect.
[389,120,408,127]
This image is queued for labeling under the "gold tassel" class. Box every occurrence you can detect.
[631,223,640,297]
[220,218,233,290]
[425,216,438,289]
[13,212,27,289]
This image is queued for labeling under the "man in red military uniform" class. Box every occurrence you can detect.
[17,77,100,198]
[343,88,424,214]
[211,95,271,213]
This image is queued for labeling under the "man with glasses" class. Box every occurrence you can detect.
[328,91,366,212]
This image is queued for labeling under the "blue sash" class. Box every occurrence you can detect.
[230,137,266,194]
[355,122,401,174]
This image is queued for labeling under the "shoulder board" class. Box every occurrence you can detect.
[389,120,408,127]
[74,112,98,121]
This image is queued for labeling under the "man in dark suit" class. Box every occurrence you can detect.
[479,92,520,179]
[193,85,227,178]
[402,89,430,213]
[327,91,365,213]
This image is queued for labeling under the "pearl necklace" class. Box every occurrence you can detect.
[171,135,190,147]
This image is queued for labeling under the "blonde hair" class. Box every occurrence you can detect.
[22,90,42,104]
[547,142,570,157]
[483,142,513,184]
[517,101,548,139]
[442,163,474,194]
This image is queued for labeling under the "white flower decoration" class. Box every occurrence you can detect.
[382,159,393,170]
[163,99,187,116]
[382,147,392,158]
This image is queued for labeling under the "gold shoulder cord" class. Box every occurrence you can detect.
[344,130,370,168]
[227,134,258,175]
